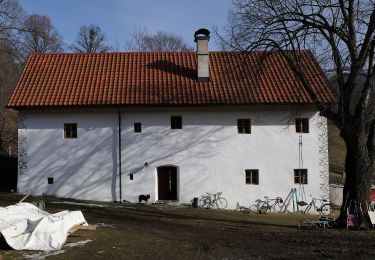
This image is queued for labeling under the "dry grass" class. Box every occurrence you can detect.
[328,120,346,184]
[0,193,374,259]
[328,120,346,168]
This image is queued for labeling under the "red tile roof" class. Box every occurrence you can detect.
[8,50,337,108]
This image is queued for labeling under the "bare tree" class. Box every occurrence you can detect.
[70,24,109,53]
[22,14,63,54]
[0,43,21,157]
[0,2,63,158]
[126,28,193,52]
[0,0,25,156]
[218,0,375,228]
[0,0,24,62]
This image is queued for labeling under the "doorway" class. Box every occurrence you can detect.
[157,166,178,200]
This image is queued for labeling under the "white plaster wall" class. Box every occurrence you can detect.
[17,111,120,201]
[18,106,328,210]
[121,107,326,209]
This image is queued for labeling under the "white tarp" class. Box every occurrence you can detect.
[0,202,87,251]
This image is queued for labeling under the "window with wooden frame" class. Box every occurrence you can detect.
[294,169,308,184]
[64,123,77,139]
[134,123,142,133]
[295,118,309,133]
[245,169,259,185]
[171,116,182,129]
[237,119,251,134]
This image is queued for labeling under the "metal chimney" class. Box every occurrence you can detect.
[194,28,210,82]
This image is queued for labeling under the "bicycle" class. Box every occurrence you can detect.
[199,192,228,209]
[249,196,284,213]
[303,195,333,216]
[235,202,252,213]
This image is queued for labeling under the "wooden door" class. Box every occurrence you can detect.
[157,166,177,200]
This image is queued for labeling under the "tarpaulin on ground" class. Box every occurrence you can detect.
[0,202,87,251]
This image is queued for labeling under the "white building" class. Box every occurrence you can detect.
[8,29,337,209]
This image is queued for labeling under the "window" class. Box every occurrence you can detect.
[295,118,309,133]
[48,177,54,184]
[130,174,133,180]
[294,169,308,184]
[64,123,77,138]
[237,119,251,134]
[245,169,259,185]
[134,123,142,133]
[171,116,182,129]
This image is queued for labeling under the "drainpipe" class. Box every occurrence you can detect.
[118,109,122,201]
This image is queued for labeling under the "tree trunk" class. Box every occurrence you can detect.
[338,124,375,228]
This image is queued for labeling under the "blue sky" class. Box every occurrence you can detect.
[19,0,232,51]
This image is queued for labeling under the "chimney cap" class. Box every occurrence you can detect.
[194,28,210,39]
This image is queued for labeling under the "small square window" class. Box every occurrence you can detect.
[294,169,308,184]
[134,123,141,133]
[245,169,259,185]
[64,123,77,138]
[48,177,54,184]
[171,116,182,129]
[295,118,309,133]
[237,119,251,134]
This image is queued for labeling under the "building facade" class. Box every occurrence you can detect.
[9,29,336,209]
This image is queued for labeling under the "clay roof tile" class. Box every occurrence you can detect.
[8,50,337,108]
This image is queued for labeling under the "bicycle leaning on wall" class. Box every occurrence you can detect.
[199,192,228,209]
[303,195,333,216]
[249,196,284,213]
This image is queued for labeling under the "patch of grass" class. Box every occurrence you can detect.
[328,120,346,184]
[0,193,372,259]
[328,120,346,168]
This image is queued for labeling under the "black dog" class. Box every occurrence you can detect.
[139,194,150,203]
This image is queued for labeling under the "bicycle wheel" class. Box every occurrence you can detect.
[199,197,211,208]
[304,204,312,214]
[216,197,228,209]
[248,205,259,213]
[320,203,333,216]
[272,202,283,213]
[260,203,270,214]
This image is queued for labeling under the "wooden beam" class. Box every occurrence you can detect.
[68,224,97,235]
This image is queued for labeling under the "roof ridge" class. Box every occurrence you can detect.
[28,49,312,57]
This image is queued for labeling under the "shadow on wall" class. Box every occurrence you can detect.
[121,109,318,178]
[121,124,232,202]
[111,125,118,201]
[25,120,230,202]
[122,125,229,178]
[23,123,119,201]
[21,109,319,202]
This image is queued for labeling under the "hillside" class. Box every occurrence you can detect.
[328,120,346,184]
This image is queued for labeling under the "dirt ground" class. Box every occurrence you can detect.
[0,193,375,259]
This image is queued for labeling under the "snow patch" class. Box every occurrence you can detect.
[50,201,107,208]
[64,239,93,248]
[23,250,65,260]
[96,223,116,228]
